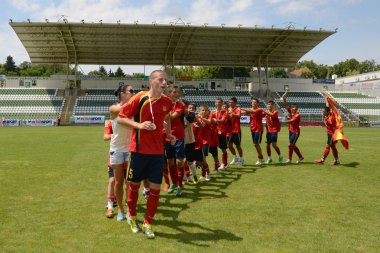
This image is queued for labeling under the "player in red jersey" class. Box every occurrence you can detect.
[282,94,304,164]
[165,85,186,196]
[103,119,116,218]
[198,104,220,174]
[314,99,340,165]
[118,70,175,239]
[263,100,283,164]
[242,98,265,165]
[209,98,229,171]
[191,104,211,181]
[227,97,244,166]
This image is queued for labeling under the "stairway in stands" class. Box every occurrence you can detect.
[60,96,76,125]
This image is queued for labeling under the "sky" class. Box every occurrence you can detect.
[1,0,379,75]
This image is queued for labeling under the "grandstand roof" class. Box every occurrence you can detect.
[10,22,335,67]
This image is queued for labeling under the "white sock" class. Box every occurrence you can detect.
[107,201,113,209]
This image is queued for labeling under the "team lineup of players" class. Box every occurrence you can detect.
[103,70,341,239]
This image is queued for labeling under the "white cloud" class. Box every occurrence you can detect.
[8,0,40,12]
[228,0,253,13]
[0,29,30,63]
[32,0,171,24]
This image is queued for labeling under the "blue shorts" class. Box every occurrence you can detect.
[193,149,205,162]
[209,146,218,158]
[165,139,185,159]
[203,144,209,156]
[266,132,278,144]
[327,133,335,145]
[218,135,228,149]
[230,132,241,146]
[185,143,196,162]
[251,131,263,145]
[108,166,114,178]
[289,131,300,145]
[127,152,165,184]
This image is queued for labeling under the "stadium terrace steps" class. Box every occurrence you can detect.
[0,88,63,121]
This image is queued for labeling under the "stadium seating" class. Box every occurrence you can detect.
[274,91,351,122]
[183,89,258,111]
[0,88,63,120]
[73,88,142,118]
[329,92,380,122]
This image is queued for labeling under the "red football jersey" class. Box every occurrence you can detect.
[324,112,336,134]
[265,110,281,133]
[193,122,204,150]
[104,119,113,135]
[249,108,265,132]
[166,100,185,141]
[104,120,113,167]
[119,91,173,154]
[230,107,242,133]
[210,109,228,136]
[287,108,301,133]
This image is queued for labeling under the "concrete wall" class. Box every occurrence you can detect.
[1,75,333,94]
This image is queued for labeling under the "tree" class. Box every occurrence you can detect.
[108,69,115,77]
[99,66,107,77]
[360,59,376,73]
[4,55,17,73]
[114,67,125,77]
[269,68,288,78]
[132,73,145,78]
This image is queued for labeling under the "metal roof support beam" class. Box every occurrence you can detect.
[265,56,269,98]
[258,56,262,97]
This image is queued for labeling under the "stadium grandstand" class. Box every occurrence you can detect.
[1,21,379,126]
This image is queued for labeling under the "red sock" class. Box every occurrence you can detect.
[214,162,219,171]
[204,163,210,174]
[323,144,330,159]
[274,146,281,156]
[184,164,191,178]
[293,146,303,158]
[222,150,227,165]
[168,165,178,185]
[127,183,140,217]
[331,145,338,159]
[163,163,170,185]
[144,188,160,224]
[177,166,184,187]
[107,194,116,202]
[288,146,294,160]
[266,145,271,157]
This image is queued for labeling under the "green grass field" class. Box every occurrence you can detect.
[0,126,379,252]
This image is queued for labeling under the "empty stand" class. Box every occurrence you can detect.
[0,88,63,120]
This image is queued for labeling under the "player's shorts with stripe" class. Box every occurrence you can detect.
[251,131,263,145]
[108,166,114,178]
[230,132,241,146]
[127,152,165,184]
[165,139,185,159]
[289,131,300,145]
[327,133,334,145]
[266,132,278,144]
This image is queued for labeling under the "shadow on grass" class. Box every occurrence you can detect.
[154,219,243,245]
[135,168,249,245]
[341,161,360,168]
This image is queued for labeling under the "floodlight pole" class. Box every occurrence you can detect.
[265,56,269,98]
